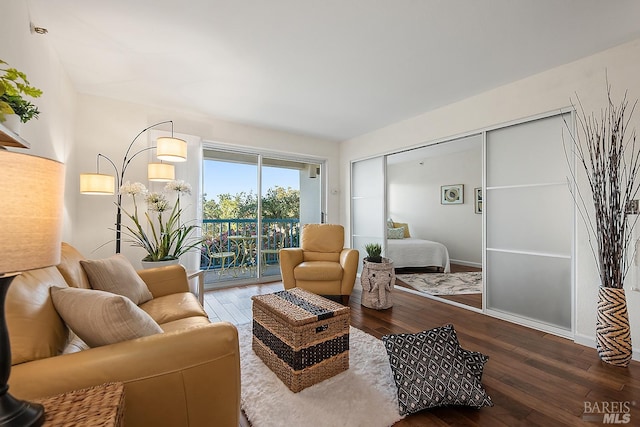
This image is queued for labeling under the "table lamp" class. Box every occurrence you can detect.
[0,150,64,426]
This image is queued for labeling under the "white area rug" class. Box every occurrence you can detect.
[396,271,482,295]
[239,323,403,427]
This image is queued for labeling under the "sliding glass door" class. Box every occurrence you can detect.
[201,147,323,288]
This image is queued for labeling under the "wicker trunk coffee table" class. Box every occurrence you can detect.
[252,288,350,392]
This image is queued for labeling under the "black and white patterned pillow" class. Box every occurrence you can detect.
[382,324,493,416]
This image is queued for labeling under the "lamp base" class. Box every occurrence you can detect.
[0,392,44,427]
[0,274,44,426]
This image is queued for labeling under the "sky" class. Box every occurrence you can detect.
[203,160,299,200]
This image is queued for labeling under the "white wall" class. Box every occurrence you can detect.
[340,38,640,358]
[74,94,340,268]
[3,2,339,271]
[2,1,77,243]
[387,144,482,265]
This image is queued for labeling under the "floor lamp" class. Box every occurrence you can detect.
[0,150,64,426]
[79,120,187,253]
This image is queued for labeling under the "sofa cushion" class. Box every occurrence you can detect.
[382,324,492,415]
[50,287,163,348]
[80,254,153,304]
[7,267,69,365]
[56,242,91,289]
[139,292,207,325]
[294,261,343,281]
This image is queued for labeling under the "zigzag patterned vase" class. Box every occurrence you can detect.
[596,287,632,367]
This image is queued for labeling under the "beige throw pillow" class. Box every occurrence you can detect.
[81,254,153,304]
[50,287,163,348]
[392,222,411,238]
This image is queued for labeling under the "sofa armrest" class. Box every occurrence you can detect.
[10,322,240,427]
[137,264,190,297]
[340,248,359,295]
[280,248,304,289]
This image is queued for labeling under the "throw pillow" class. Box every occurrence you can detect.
[387,218,395,229]
[80,254,153,304]
[50,287,163,348]
[382,324,493,415]
[387,227,405,239]
[392,222,411,238]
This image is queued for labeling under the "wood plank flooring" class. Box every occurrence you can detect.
[204,282,640,427]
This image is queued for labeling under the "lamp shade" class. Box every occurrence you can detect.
[0,151,64,273]
[80,173,115,195]
[156,137,187,162]
[148,162,175,181]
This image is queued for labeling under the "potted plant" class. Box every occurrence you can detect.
[566,84,638,367]
[361,242,395,309]
[119,180,202,267]
[364,243,383,263]
[0,60,42,129]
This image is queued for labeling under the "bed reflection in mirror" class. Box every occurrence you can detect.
[385,134,483,310]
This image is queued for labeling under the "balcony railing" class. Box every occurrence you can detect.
[200,218,300,271]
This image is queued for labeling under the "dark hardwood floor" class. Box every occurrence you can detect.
[206,282,640,427]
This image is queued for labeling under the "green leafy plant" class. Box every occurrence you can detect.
[1,94,40,123]
[120,180,202,261]
[0,59,42,123]
[364,243,382,263]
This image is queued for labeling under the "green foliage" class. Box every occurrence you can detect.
[365,243,382,262]
[203,186,300,219]
[0,94,39,123]
[262,186,299,218]
[0,59,42,123]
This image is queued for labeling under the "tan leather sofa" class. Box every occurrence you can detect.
[6,243,240,427]
[280,224,359,304]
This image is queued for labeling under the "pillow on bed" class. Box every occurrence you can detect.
[392,222,411,238]
[387,227,405,239]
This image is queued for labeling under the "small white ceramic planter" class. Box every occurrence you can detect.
[140,258,180,269]
[3,114,22,135]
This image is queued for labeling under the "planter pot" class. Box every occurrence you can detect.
[2,114,22,135]
[140,258,180,269]
[596,287,632,367]
[361,257,395,309]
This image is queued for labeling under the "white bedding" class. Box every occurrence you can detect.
[386,238,451,272]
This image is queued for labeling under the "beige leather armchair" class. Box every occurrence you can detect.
[280,224,359,304]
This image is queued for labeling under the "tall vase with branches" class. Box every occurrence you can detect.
[565,83,638,367]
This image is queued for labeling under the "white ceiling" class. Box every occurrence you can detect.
[28,0,640,142]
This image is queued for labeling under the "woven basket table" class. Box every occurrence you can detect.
[33,382,125,427]
[252,288,350,392]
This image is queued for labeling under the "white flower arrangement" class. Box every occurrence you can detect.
[119,180,200,261]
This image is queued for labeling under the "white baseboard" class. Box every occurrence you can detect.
[450,259,482,268]
[574,333,640,362]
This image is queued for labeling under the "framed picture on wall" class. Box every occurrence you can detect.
[474,187,482,214]
[441,184,463,204]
